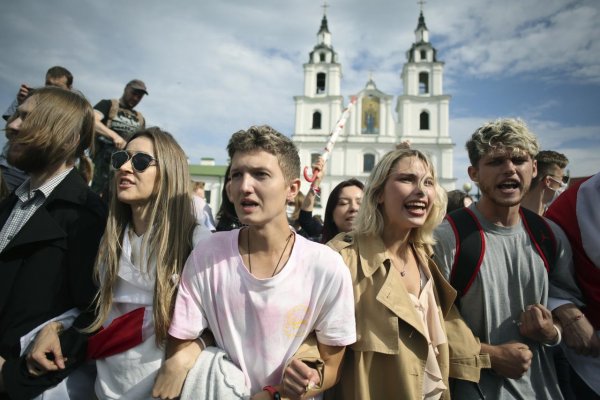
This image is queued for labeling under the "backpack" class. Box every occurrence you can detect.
[445,207,557,299]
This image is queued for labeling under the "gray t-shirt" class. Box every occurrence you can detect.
[433,204,581,400]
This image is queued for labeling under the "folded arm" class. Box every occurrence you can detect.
[152,332,213,400]
[280,340,345,400]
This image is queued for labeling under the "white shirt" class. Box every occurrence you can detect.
[95,224,210,399]
[170,229,356,393]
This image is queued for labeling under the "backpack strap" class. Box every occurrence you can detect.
[446,208,485,298]
[519,207,556,273]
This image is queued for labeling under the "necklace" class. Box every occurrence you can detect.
[391,247,425,289]
[247,229,294,277]
[390,246,409,277]
[394,258,408,277]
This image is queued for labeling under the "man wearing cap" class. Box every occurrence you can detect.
[91,79,147,196]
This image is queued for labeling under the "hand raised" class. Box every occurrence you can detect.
[113,135,127,150]
[17,84,31,104]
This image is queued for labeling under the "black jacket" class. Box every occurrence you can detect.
[0,169,107,399]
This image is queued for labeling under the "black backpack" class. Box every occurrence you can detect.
[445,207,557,299]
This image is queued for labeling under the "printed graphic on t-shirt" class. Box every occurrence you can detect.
[283,304,310,338]
[111,109,142,141]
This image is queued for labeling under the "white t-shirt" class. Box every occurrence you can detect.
[193,195,216,231]
[95,225,210,400]
[170,228,356,393]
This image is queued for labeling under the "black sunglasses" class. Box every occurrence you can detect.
[111,150,157,172]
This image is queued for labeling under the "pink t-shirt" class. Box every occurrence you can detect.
[170,229,356,392]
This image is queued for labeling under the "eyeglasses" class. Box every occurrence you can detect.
[548,175,568,188]
[111,150,157,172]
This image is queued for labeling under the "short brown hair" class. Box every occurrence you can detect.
[531,150,569,188]
[226,125,300,183]
[46,66,73,87]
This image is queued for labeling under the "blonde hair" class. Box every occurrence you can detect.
[10,86,94,168]
[466,118,539,167]
[354,148,447,249]
[86,128,197,345]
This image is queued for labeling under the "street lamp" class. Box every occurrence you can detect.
[462,182,472,195]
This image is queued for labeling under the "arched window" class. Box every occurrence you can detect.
[420,111,430,130]
[420,50,427,61]
[319,53,326,62]
[316,73,326,94]
[419,72,429,94]
[363,154,375,173]
[312,111,322,129]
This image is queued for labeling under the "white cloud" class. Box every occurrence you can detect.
[438,1,600,82]
[0,0,598,181]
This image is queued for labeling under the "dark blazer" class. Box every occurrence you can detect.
[0,169,107,399]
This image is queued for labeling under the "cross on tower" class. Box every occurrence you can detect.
[417,0,426,12]
[322,0,329,15]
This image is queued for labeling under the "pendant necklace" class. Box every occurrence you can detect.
[391,248,409,277]
[247,229,294,277]
[395,258,408,277]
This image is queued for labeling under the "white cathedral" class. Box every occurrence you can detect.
[292,10,455,214]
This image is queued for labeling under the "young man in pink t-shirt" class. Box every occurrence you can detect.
[153,126,356,399]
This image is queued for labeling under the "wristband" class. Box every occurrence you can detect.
[262,385,281,400]
[543,324,562,347]
[198,336,207,350]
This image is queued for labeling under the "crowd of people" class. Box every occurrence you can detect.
[0,67,598,400]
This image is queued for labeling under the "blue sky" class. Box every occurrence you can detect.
[1,0,598,189]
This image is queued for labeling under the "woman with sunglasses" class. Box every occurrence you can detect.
[326,147,486,399]
[22,127,208,399]
[20,128,206,398]
[85,127,211,398]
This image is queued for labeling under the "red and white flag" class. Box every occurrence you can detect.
[86,306,154,360]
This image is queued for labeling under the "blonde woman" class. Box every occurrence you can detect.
[327,147,487,399]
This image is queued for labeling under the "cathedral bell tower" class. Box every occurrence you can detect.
[396,10,455,189]
[293,12,344,137]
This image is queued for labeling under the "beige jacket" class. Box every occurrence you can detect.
[326,233,489,400]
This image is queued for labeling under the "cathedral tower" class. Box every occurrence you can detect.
[396,10,455,188]
[293,7,455,217]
